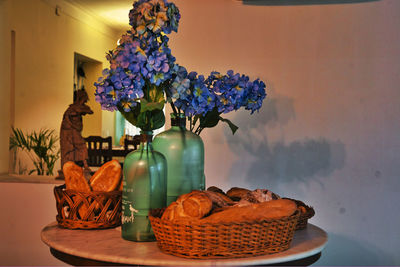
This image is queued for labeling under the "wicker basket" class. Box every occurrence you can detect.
[296,206,315,230]
[149,208,299,259]
[283,198,315,230]
[54,184,122,229]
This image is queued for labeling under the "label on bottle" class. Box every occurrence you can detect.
[122,198,139,225]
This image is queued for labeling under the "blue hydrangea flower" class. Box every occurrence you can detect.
[95,0,266,133]
[129,0,180,36]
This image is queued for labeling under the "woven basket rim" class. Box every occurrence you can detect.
[54,184,121,196]
[149,208,300,226]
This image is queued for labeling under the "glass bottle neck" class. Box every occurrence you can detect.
[171,114,186,129]
[139,131,153,150]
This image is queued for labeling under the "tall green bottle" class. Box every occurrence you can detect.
[153,113,205,205]
[121,131,167,242]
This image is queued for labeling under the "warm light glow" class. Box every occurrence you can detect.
[99,8,130,28]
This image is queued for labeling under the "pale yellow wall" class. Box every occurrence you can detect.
[82,60,104,138]
[1,0,119,173]
[0,0,11,174]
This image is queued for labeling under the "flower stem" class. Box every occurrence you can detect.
[169,102,178,115]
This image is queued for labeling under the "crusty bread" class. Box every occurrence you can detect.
[181,191,212,218]
[226,187,252,201]
[63,161,91,192]
[162,191,213,221]
[62,161,91,219]
[204,190,234,210]
[200,199,297,224]
[206,186,226,195]
[90,160,122,192]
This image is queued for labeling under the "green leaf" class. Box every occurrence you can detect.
[199,107,220,128]
[9,127,60,175]
[140,98,165,112]
[148,84,165,103]
[9,127,31,151]
[117,104,141,126]
[150,109,165,130]
[141,84,166,112]
[219,116,239,135]
[136,109,165,131]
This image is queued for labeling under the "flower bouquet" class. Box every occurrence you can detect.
[94,0,180,131]
[93,0,267,242]
[94,0,266,135]
[167,67,266,135]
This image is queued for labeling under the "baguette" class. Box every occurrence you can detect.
[162,191,213,221]
[201,199,297,224]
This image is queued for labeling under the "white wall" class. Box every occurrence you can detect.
[0,182,65,265]
[169,0,400,265]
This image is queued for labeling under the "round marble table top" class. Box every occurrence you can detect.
[41,222,327,266]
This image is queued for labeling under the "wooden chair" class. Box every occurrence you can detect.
[123,135,141,155]
[84,136,112,167]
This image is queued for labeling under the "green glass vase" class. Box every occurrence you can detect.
[153,113,205,206]
[121,131,167,242]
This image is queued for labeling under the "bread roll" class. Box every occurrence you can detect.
[160,202,183,221]
[181,191,213,218]
[226,187,252,201]
[161,191,213,221]
[252,189,280,202]
[201,199,297,224]
[283,197,315,217]
[204,190,234,210]
[63,161,91,192]
[206,186,226,195]
[62,161,91,219]
[90,160,122,192]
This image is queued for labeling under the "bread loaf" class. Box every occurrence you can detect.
[63,161,91,192]
[206,186,226,195]
[200,199,297,224]
[161,191,213,221]
[226,187,252,201]
[204,190,234,211]
[90,159,122,192]
[62,161,91,219]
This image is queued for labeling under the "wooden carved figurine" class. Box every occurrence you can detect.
[59,89,93,175]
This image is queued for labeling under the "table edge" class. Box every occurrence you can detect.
[41,222,328,266]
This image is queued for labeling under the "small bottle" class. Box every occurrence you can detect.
[121,131,167,242]
[153,113,205,206]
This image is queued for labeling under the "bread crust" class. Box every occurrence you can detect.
[63,161,91,192]
[90,159,122,192]
[226,187,252,201]
[206,186,226,195]
[204,190,234,209]
[200,199,297,224]
[62,161,92,219]
[161,191,213,221]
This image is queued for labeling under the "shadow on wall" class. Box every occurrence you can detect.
[224,92,345,189]
[318,233,396,265]
[242,0,380,6]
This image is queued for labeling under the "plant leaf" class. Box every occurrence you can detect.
[117,104,141,126]
[199,107,220,128]
[140,98,165,112]
[219,116,239,135]
[136,109,165,131]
